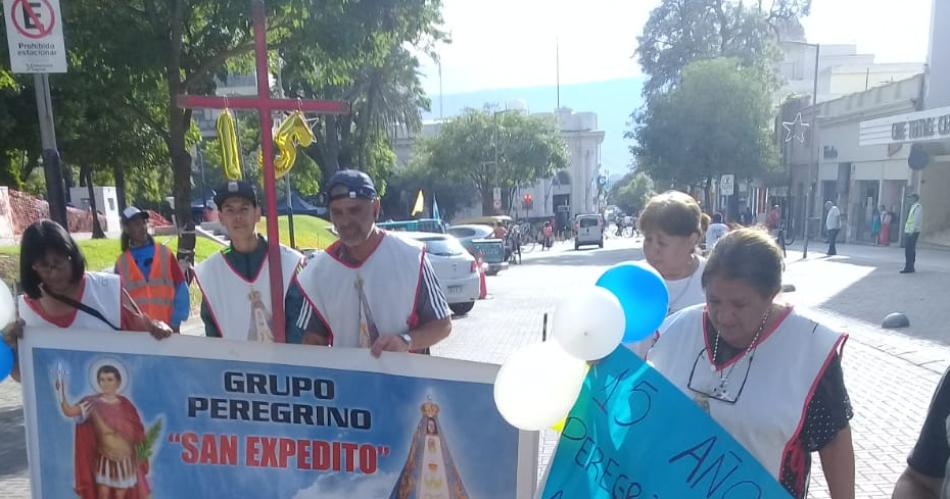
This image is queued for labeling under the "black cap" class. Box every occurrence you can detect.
[326,169,377,202]
[214,180,258,209]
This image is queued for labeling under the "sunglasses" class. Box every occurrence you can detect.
[32,256,72,274]
[686,347,755,405]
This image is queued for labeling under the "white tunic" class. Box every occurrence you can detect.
[195,245,302,342]
[19,272,122,330]
[649,305,846,480]
[294,233,424,348]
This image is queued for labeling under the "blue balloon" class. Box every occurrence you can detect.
[596,262,669,343]
[0,341,13,382]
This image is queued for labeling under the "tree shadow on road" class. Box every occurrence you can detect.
[0,406,27,478]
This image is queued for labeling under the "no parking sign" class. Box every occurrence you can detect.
[3,0,67,73]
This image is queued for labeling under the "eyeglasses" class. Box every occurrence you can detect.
[686,347,754,405]
[32,257,71,274]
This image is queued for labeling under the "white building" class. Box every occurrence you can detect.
[508,108,606,224]
[68,186,121,235]
[394,107,606,225]
[778,43,924,104]
[858,0,950,247]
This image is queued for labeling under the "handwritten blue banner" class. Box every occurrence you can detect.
[541,347,791,499]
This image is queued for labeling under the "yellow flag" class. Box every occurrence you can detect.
[411,190,425,216]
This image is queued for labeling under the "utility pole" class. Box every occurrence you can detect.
[802,43,820,259]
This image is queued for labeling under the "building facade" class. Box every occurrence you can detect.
[857,0,950,247]
[394,107,605,225]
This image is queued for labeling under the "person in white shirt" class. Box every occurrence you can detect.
[825,201,842,256]
[902,194,923,274]
[705,212,729,253]
[628,191,706,357]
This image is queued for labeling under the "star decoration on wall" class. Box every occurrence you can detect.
[782,112,810,143]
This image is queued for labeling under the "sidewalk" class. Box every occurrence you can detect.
[776,241,949,497]
[782,241,950,372]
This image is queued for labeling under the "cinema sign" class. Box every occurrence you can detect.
[860,105,950,146]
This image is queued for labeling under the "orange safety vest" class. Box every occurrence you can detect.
[116,243,177,324]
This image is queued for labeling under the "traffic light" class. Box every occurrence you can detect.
[522,193,533,208]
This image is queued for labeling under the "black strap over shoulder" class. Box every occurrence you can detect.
[42,285,121,331]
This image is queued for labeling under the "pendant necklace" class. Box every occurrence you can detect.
[709,308,771,399]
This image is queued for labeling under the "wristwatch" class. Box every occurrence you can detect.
[398,333,413,350]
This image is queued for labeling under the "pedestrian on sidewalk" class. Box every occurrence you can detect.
[2,220,173,381]
[825,200,842,256]
[871,207,882,245]
[649,229,854,499]
[115,207,190,332]
[542,221,554,250]
[286,170,451,357]
[892,366,950,498]
[901,194,923,274]
[705,212,729,253]
[628,191,706,358]
[880,205,892,246]
[767,204,781,234]
[194,180,303,342]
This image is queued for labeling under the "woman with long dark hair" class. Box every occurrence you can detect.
[3,220,173,380]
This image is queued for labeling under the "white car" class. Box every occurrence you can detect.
[404,232,481,315]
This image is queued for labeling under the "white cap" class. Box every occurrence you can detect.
[121,207,149,221]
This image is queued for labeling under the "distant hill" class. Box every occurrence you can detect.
[421,77,645,178]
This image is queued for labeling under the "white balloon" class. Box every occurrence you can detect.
[493,341,587,431]
[0,282,13,327]
[552,287,626,361]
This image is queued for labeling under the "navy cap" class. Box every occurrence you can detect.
[214,180,258,209]
[326,169,377,202]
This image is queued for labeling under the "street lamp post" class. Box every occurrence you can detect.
[781,40,821,259]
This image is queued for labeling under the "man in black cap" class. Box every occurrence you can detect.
[286,169,451,356]
[195,180,302,341]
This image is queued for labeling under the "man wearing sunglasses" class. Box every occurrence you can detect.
[286,170,451,357]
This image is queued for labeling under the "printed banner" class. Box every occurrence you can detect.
[19,328,537,498]
[540,347,791,499]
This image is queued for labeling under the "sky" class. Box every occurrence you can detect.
[418,0,934,95]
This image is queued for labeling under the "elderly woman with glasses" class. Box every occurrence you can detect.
[3,220,173,381]
[648,228,855,499]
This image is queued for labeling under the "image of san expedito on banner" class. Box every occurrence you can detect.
[17,328,538,498]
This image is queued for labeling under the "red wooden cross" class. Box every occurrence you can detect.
[177,0,348,342]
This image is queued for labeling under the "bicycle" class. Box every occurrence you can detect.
[518,222,539,253]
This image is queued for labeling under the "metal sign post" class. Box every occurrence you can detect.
[4,0,69,225]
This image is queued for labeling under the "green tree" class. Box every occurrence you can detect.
[382,152,477,221]
[49,0,443,263]
[632,58,779,210]
[284,40,441,194]
[637,0,809,98]
[609,172,655,214]
[418,109,568,216]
